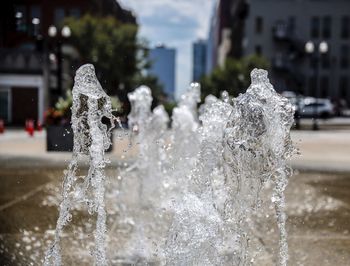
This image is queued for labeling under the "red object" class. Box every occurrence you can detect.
[26,119,34,137]
[0,119,4,134]
[37,121,42,131]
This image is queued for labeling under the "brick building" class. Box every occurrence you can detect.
[0,0,135,125]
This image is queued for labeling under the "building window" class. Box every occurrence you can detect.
[0,90,9,122]
[309,56,317,69]
[255,45,262,55]
[321,48,330,69]
[322,16,331,39]
[14,5,27,32]
[320,76,329,98]
[54,8,65,26]
[339,76,348,99]
[340,45,349,69]
[321,55,330,69]
[288,16,296,34]
[255,16,263,34]
[308,76,317,97]
[341,16,350,39]
[70,8,81,18]
[311,16,320,38]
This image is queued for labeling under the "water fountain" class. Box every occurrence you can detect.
[45,64,295,265]
[44,64,115,266]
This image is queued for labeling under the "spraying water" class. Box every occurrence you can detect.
[45,66,295,265]
[44,64,115,265]
[165,69,294,265]
[222,69,295,265]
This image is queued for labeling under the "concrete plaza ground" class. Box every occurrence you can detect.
[0,125,349,265]
[1,125,350,172]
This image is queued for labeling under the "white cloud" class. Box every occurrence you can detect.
[120,0,214,37]
[119,0,216,98]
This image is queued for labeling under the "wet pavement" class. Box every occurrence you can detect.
[0,129,349,265]
[257,171,350,265]
[0,166,349,265]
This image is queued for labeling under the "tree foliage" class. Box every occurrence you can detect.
[200,55,269,99]
[65,15,164,111]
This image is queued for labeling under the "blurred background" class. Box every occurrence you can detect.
[0,0,350,265]
[0,0,349,127]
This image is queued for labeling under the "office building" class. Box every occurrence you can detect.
[192,39,207,82]
[206,0,248,73]
[149,45,176,100]
[207,0,350,103]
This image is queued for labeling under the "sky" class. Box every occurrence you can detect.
[119,0,216,99]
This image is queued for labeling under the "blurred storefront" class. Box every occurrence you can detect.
[0,0,135,126]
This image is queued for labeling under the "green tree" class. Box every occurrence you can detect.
[65,15,163,111]
[201,55,269,99]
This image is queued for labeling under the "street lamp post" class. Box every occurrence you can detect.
[295,94,301,129]
[32,18,40,36]
[48,25,71,95]
[305,40,328,130]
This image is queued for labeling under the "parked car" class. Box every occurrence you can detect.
[299,98,335,118]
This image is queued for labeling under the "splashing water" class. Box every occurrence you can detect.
[45,66,295,265]
[121,86,172,261]
[44,64,115,266]
[164,88,234,265]
[168,83,202,183]
[222,69,295,265]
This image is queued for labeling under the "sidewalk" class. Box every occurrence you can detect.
[0,129,350,173]
[0,129,136,168]
[297,117,350,129]
[291,130,350,173]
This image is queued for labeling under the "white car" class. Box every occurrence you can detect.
[300,98,335,118]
